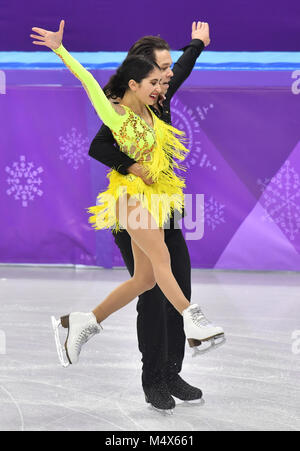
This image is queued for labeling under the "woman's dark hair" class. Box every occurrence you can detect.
[103,55,160,99]
[128,35,170,62]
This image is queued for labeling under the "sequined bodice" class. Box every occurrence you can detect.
[111,106,156,163]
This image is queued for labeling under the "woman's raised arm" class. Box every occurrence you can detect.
[30,20,122,130]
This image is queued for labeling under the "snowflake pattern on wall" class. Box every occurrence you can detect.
[58,127,90,170]
[196,103,214,121]
[257,160,300,241]
[171,97,217,172]
[6,155,44,207]
[205,196,226,231]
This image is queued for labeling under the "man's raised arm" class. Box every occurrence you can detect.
[166,21,210,100]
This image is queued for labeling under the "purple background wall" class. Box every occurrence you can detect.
[1,0,300,270]
[1,67,300,270]
[0,0,300,51]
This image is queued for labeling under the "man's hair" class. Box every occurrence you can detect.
[128,36,170,63]
[103,36,169,99]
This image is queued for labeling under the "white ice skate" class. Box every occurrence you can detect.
[182,304,225,353]
[51,312,102,367]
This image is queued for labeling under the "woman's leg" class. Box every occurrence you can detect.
[93,194,190,323]
[126,225,190,315]
[93,238,156,323]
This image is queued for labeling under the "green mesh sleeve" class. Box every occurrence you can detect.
[53,44,122,130]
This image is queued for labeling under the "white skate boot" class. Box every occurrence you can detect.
[51,312,102,367]
[182,304,225,353]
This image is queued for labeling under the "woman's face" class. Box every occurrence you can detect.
[130,67,162,105]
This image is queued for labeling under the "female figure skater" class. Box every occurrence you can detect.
[30,20,224,369]
[90,29,207,411]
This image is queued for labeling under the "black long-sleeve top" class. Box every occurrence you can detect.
[88,39,205,227]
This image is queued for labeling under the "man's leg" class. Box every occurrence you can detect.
[136,285,167,388]
[113,230,167,387]
[112,229,134,276]
[136,227,191,388]
[163,228,202,401]
[163,228,191,380]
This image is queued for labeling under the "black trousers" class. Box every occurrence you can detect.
[113,227,191,388]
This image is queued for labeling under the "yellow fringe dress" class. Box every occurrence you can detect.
[53,45,190,233]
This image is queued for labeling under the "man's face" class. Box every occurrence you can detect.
[154,49,173,97]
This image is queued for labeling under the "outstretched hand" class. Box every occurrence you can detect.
[30,20,65,50]
[192,21,210,47]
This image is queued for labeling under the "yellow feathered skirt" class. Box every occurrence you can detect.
[87,120,190,234]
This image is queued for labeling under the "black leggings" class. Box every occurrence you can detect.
[113,227,191,388]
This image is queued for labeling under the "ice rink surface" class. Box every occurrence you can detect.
[0,266,299,431]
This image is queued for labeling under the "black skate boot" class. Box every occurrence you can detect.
[144,381,175,413]
[167,375,203,401]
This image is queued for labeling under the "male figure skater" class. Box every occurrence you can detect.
[89,22,210,411]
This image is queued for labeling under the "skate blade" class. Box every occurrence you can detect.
[179,398,205,406]
[51,316,70,368]
[148,404,174,415]
[145,396,175,415]
[190,334,226,356]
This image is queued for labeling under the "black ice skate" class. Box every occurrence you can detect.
[144,382,175,414]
